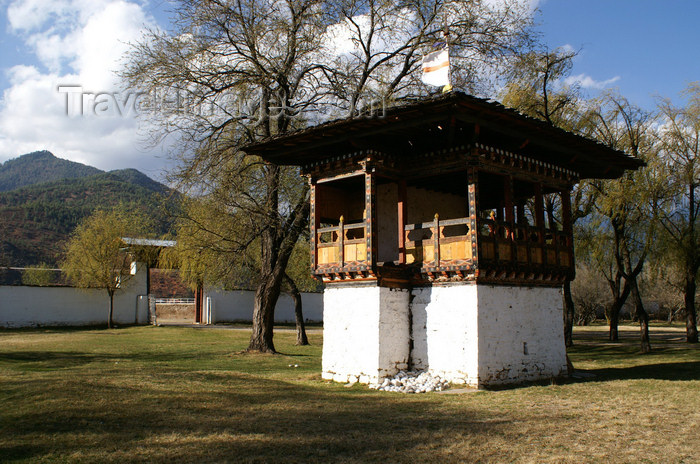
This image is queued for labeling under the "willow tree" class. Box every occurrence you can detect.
[584,93,659,351]
[162,195,319,344]
[656,84,700,343]
[123,0,534,352]
[62,208,151,329]
[499,46,593,347]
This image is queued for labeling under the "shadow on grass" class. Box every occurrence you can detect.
[0,350,212,372]
[576,361,700,382]
[569,326,700,383]
[1,373,506,463]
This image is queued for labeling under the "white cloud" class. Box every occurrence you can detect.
[558,43,576,54]
[563,73,621,90]
[0,0,170,178]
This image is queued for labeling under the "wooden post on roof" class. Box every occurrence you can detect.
[398,180,407,264]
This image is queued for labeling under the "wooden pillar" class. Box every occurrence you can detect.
[309,179,319,272]
[397,180,407,264]
[146,262,151,296]
[516,203,527,226]
[467,166,479,269]
[504,176,515,224]
[433,214,440,264]
[195,282,202,323]
[560,186,574,270]
[364,169,376,268]
[504,175,515,237]
[339,215,345,267]
[534,182,546,266]
[502,175,515,264]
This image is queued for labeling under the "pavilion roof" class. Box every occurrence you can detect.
[243,91,644,180]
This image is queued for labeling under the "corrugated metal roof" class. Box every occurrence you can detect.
[121,237,176,248]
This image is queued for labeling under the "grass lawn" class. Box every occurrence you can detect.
[1,323,698,463]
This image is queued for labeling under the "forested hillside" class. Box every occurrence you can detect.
[0,152,178,266]
[0,151,102,192]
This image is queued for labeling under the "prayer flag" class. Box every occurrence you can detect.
[421,48,450,87]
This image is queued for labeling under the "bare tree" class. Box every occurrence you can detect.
[122,0,534,352]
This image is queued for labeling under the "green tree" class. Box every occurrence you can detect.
[655,83,700,342]
[62,208,152,328]
[21,263,58,287]
[123,0,534,353]
[584,93,659,351]
[500,46,580,125]
[500,46,595,347]
[163,196,319,344]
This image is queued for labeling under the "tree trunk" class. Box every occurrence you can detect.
[631,278,651,353]
[108,290,114,329]
[563,279,575,347]
[606,282,629,342]
[685,273,699,343]
[249,270,285,353]
[246,162,309,353]
[284,274,309,346]
[608,303,620,341]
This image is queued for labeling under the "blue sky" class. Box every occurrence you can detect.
[537,0,700,110]
[0,0,697,177]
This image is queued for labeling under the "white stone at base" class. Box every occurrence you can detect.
[322,282,568,388]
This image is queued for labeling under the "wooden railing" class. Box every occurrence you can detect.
[315,215,571,273]
[316,218,367,266]
[478,218,571,268]
[405,215,472,265]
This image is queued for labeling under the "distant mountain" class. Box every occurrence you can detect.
[0,151,103,192]
[107,168,172,195]
[0,152,179,267]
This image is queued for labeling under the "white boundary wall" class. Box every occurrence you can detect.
[202,288,323,323]
[0,264,148,328]
[0,266,323,327]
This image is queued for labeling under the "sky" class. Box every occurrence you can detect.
[0,0,698,180]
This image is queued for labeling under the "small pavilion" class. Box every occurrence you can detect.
[245,92,643,387]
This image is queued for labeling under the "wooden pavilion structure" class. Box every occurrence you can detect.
[247,92,642,288]
[245,92,644,387]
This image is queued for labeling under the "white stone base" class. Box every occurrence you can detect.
[322,283,568,388]
[474,285,568,386]
[322,285,410,384]
[411,284,568,387]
